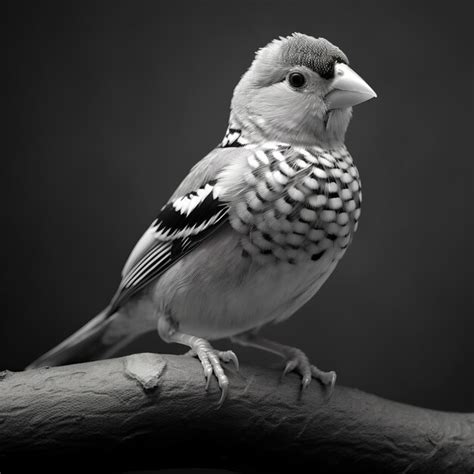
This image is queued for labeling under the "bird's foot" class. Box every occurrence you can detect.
[282,347,336,397]
[184,343,239,406]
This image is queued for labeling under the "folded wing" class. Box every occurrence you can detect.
[107,179,228,315]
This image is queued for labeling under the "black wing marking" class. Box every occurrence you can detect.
[108,181,228,314]
[152,180,227,239]
[219,127,248,148]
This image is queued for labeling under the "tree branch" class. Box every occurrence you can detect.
[0,353,472,473]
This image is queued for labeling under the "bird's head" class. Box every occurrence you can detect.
[230,33,376,148]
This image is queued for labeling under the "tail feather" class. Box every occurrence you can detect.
[26,308,128,370]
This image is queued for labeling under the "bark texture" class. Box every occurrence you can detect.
[0,353,473,473]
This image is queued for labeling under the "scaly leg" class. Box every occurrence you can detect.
[231,331,336,395]
[158,316,238,406]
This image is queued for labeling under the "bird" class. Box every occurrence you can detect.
[28,33,376,405]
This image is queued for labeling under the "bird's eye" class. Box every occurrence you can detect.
[288,72,306,88]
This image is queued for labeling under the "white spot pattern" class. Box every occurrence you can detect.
[230,144,362,263]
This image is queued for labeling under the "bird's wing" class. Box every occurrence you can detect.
[107,147,250,314]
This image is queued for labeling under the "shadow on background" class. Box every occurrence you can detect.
[3,0,472,440]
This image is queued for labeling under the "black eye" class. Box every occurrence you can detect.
[288,72,306,88]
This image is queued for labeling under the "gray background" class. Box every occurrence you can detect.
[3,0,473,431]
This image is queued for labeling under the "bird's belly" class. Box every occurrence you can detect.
[151,227,344,340]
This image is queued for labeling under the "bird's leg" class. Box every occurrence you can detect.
[231,331,336,395]
[157,316,238,406]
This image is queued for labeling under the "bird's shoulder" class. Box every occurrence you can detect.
[168,146,252,201]
[119,147,247,276]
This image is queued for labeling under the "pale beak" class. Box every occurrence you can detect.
[325,63,377,110]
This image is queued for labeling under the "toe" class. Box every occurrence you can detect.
[320,369,336,386]
[311,366,337,394]
[195,349,213,390]
[207,351,230,406]
[219,350,240,371]
[187,338,235,405]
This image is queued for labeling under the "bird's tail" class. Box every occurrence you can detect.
[26,307,132,370]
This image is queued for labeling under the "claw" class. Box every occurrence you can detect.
[283,359,298,376]
[217,380,229,408]
[224,351,240,371]
[204,366,213,391]
[301,373,312,390]
[327,371,337,398]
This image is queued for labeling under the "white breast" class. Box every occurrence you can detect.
[149,227,342,340]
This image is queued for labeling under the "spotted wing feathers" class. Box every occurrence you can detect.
[108,180,228,314]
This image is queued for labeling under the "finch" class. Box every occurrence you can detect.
[28,33,376,405]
